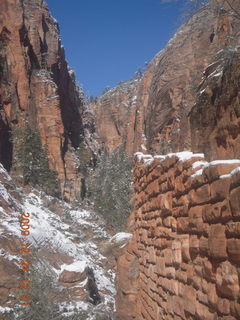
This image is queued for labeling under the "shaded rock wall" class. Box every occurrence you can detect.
[91,77,142,154]
[116,152,240,320]
[0,0,87,200]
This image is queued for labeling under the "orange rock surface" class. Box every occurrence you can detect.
[0,0,87,200]
[116,153,240,320]
[92,0,240,156]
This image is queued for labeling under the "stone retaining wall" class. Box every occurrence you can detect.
[116,152,240,320]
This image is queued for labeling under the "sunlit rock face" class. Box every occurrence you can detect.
[113,3,240,318]
[93,1,240,158]
[190,49,240,161]
[0,0,89,200]
[189,0,240,161]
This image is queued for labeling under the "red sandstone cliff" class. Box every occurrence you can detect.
[189,0,240,161]
[93,0,240,157]
[90,76,142,154]
[113,1,240,319]
[0,0,90,200]
[1,0,240,319]
[190,47,240,161]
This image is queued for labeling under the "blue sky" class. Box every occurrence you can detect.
[47,0,185,96]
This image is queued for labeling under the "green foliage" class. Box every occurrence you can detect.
[160,138,172,155]
[12,125,59,196]
[90,145,132,231]
[87,95,98,104]
[77,141,93,178]
[10,253,88,320]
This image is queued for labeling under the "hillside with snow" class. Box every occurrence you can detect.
[0,164,120,320]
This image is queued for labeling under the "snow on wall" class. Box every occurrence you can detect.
[116,151,240,320]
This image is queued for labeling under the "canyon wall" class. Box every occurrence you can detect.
[112,5,240,318]
[91,76,142,154]
[93,0,240,156]
[190,48,240,161]
[116,152,240,320]
[0,0,91,200]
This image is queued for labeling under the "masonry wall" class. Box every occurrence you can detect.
[116,152,240,320]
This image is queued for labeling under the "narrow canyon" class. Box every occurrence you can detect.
[0,0,240,319]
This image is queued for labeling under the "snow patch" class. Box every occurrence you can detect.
[132,95,137,102]
[0,183,10,202]
[191,169,204,178]
[154,155,166,160]
[135,152,153,163]
[192,161,208,169]
[110,232,132,248]
[135,151,204,166]
[60,261,87,273]
[200,88,207,95]
[206,159,240,167]
[220,167,240,179]
[0,306,12,313]
[166,151,204,162]
[0,249,21,263]
[0,164,12,181]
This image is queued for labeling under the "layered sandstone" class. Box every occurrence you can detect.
[116,152,240,320]
[93,0,240,156]
[0,0,88,200]
[91,76,142,154]
[190,48,240,161]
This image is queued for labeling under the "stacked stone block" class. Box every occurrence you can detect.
[116,152,240,320]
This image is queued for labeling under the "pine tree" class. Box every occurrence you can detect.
[90,145,132,230]
[12,125,59,196]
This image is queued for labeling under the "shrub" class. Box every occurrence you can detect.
[77,141,93,178]
[90,145,132,231]
[12,125,59,196]
[10,251,90,320]
[160,138,172,155]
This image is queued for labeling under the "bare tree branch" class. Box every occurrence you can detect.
[223,0,240,20]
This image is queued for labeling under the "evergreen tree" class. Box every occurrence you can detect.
[12,126,59,196]
[90,145,132,230]
[10,252,89,320]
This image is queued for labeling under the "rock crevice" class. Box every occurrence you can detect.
[0,0,88,200]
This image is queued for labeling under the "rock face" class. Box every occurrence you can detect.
[59,262,101,304]
[116,152,240,320]
[0,0,89,200]
[1,0,240,318]
[93,0,240,156]
[189,0,240,161]
[190,48,240,161]
[91,76,142,154]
